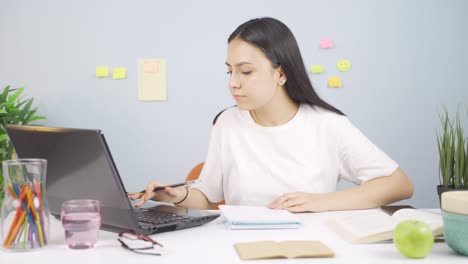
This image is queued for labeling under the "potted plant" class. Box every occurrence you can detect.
[0,86,46,204]
[436,106,468,204]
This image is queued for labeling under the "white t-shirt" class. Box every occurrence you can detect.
[197,104,398,206]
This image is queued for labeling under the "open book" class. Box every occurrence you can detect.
[219,205,301,230]
[234,240,335,260]
[328,208,443,243]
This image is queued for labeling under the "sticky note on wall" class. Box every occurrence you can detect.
[310,65,324,74]
[112,67,127,79]
[337,59,351,72]
[319,38,334,49]
[96,67,109,77]
[328,76,342,88]
[138,59,167,101]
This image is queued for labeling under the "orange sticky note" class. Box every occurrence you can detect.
[143,61,161,74]
[328,76,342,88]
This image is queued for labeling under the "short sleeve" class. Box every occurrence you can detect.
[336,116,399,184]
[196,121,224,203]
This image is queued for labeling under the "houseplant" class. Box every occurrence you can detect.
[436,106,468,203]
[0,86,46,204]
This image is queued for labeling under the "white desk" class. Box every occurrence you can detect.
[0,209,466,263]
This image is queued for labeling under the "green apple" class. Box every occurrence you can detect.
[394,220,434,258]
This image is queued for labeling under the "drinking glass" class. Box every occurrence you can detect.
[61,199,101,249]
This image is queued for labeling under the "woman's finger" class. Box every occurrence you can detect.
[276,193,296,204]
[134,181,167,207]
[279,196,304,209]
[267,193,297,209]
[128,192,143,200]
[134,195,148,207]
[285,205,304,213]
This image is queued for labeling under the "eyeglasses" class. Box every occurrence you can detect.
[118,231,164,255]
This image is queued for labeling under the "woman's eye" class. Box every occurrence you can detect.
[225,70,251,75]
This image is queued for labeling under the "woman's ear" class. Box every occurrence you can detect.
[277,66,287,86]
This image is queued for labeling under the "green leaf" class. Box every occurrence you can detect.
[454,110,464,188]
[6,87,24,106]
[465,139,468,188]
[0,86,10,103]
[25,115,46,124]
[18,99,33,122]
[0,133,8,143]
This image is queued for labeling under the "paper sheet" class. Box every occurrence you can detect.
[138,59,167,101]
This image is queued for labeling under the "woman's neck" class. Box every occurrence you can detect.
[250,95,299,127]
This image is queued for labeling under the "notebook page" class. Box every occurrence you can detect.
[332,210,398,238]
[219,205,301,225]
[392,209,443,230]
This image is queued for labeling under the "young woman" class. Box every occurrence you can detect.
[130,17,414,212]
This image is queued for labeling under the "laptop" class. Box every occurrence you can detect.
[5,125,220,235]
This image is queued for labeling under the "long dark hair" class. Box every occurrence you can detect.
[228,17,344,116]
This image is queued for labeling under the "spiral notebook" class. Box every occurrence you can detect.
[219,205,302,230]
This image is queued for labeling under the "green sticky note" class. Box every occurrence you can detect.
[96,66,109,78]
[311,65,324,74]
[112,67,127,80]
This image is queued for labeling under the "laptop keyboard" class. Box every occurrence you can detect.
[135,209,190,225]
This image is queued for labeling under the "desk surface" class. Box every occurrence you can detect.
[0,209,466,263]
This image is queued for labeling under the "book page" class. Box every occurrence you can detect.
[234,241,284,260]
[332,210,398,239]
[392,209,443,231]
[234,241,334,260]
[279,241,335,258]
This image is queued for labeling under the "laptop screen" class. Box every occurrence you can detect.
[5,125,140,231]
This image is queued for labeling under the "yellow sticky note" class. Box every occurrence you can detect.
[337,59,351,72]
[138,59,167,101]
[311,65,324,74]
[328,76,342,88]
[113,67,127,80]
[96,67,109,78]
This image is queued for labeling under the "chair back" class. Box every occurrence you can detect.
[185,162,225,207]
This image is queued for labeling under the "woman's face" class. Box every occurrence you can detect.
[226,38,282,110]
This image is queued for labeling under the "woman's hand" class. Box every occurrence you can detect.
[267,169,414,213]
[128,181,187,207]
[267,192,327,213]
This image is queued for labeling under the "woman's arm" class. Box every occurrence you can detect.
[175,188,220,210]
[130,183,219,210]
[268,167,414,212]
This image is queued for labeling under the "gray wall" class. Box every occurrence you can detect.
[1,0,467,208]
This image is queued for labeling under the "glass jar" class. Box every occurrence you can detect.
[0,159,50,251]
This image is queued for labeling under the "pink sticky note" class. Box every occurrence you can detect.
[320,38,334,49]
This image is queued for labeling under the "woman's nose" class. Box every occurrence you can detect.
[229,74,240,89]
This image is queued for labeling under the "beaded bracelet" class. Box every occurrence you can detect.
[173,187,189,205]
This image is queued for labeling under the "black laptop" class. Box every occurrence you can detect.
[5,125,220,235]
